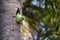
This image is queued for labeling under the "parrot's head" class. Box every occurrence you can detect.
[16,8,24,24]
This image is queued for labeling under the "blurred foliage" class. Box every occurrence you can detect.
[22,0,60,40]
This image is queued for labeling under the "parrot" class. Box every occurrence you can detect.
[16,8,24,24]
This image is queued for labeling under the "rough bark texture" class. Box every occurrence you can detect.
[0,0,22,40]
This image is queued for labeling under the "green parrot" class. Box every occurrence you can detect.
[16,8,24,24]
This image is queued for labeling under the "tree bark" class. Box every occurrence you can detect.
[0,0,23,40]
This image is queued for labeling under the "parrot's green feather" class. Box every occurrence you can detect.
[16,13,24,24]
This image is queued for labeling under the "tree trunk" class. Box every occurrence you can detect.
[0,0,23,40]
